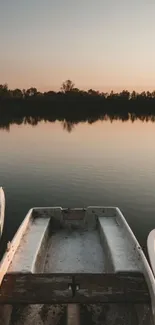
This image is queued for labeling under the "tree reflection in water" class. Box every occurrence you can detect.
[0,112,155,133]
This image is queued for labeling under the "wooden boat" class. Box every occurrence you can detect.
[0,206,155,325]
[0,187,5,238]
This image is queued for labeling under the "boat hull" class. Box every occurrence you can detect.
[0,188,5,238]
[0,206,154,325]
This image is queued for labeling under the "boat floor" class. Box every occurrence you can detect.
[2,303,152,325]
[44,230,105,273]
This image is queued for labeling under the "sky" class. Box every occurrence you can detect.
[0,0,155,92]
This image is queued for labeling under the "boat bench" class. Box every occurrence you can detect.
[8,216,51,273]
[0,271,150,305]
[98,216,141,273]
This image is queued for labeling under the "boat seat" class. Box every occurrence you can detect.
[8,217,50,273]
[98,216,142,273]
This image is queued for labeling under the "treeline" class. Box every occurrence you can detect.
[1,80,155,101]
[1,80,155,132]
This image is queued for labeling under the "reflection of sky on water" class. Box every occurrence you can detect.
[0,119,155,249]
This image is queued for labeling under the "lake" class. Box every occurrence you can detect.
[0,118,155,253]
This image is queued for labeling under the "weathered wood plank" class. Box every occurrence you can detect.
[0,274,72,304]
[67,304,80,325]
[0,273,150,304]
[74,273,150,303]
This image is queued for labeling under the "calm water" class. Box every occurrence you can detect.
[0,119,155,251]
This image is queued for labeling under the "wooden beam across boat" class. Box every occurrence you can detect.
[0,272,150,304]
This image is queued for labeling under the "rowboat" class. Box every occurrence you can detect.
[0,187,5,238]
[0,206,155,325]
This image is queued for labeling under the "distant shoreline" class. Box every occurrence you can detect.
[1,81,155,131]
[1,80,155,105]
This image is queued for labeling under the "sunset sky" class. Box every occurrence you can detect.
[1,0,155,92]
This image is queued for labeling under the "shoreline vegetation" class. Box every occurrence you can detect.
[1,80,155,131]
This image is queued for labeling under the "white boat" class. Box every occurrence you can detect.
[0,187,5,238]
[148,230,155,278]
[0,206,155,325]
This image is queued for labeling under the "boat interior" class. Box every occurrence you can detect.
[0,207,154,325]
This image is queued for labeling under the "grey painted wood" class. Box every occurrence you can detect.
[44,229,106,273]
[98,216,142,272]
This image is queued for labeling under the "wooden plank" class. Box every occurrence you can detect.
[0,273,150,304]
[0,274,72,304]
[74,273,150,303]
[67,305,80,325]
[0,305,13,325]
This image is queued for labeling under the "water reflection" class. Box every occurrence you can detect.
[62,120,75,133]
[1,113,155,133]
[0,115,155,255]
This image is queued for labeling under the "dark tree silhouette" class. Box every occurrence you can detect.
[61,80,75,93]
[25,87,38,97]
[119,90,130,100]
[0,80,155,102]
[11,88,23,98]
[0,84,10,98]
[1,80,155,133]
